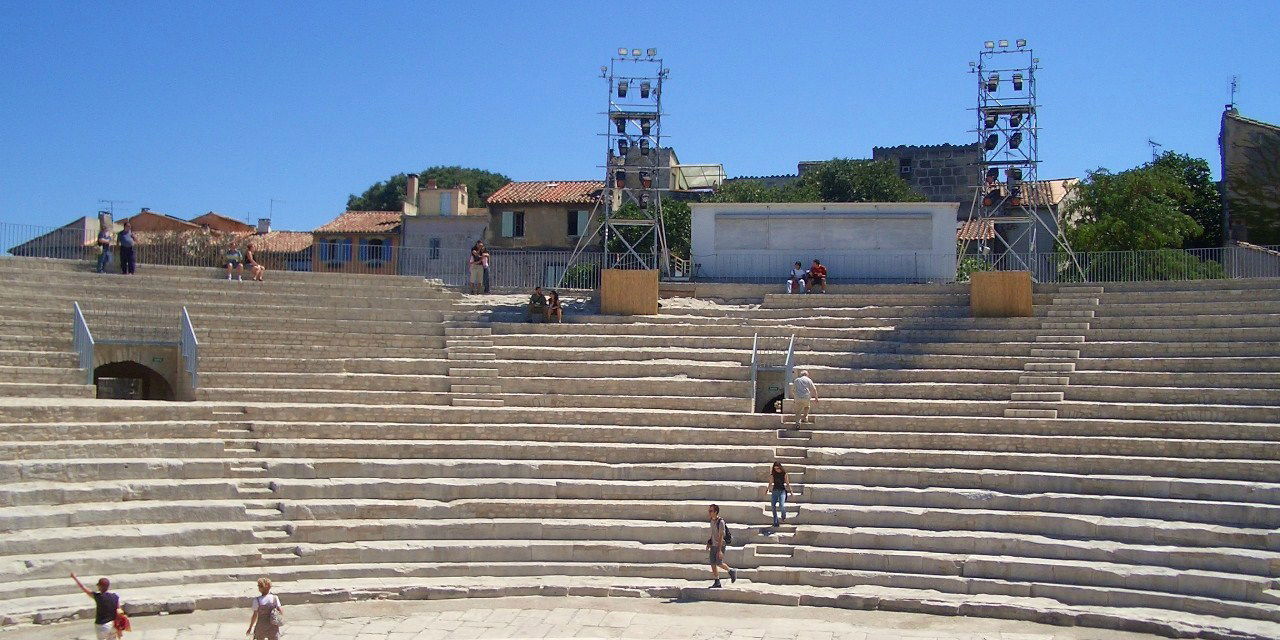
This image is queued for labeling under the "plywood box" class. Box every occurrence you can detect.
[600,269,659,315]
[970,271,1033,317]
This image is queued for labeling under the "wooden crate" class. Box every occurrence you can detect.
[600,269,659,315]
[970,271,1032,317]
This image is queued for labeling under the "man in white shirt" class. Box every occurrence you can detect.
[791,370,818,425]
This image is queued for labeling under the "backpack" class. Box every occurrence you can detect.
[720,517,733,547]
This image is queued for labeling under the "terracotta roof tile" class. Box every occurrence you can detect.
[314,211,402,234]
[236,230,313,253]
[486,181,603,205]
[957,219,996,241]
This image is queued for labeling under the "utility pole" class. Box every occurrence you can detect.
[269,199,285,220]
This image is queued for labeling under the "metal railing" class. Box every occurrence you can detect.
[179,306,199,391]
[783,334,797,392]
[749,333,759,412]
[71,302,94,385]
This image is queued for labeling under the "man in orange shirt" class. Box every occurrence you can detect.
[807,259,828,294]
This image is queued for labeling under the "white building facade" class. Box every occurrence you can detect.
[689,202,959,283]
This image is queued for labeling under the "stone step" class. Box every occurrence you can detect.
[1010,391,1065,402]
[1046,309,1096,317]
[1029,348,1080,358]
[449,368,498,377]
[1040,322,1092,330]
[453,398,504,407]
[1035,335,1085,343]
[1018,375,1070,385]
[1004,408,1058,418]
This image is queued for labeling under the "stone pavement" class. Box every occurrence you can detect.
[10,596,1164,640]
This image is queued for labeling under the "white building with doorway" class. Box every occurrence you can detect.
[689,202,959,283]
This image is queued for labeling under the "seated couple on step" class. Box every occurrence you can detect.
[786,259,827,294]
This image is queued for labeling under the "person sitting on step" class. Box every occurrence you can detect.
[547,289,563,323]
[527,286,549,322]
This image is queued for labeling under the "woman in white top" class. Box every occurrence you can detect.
[788,261,808,294]
[246,577,283,639]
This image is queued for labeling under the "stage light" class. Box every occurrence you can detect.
[969,61,976,69]
[599,66,607,73]
[983,113,998,129]
[1009,185,1023,207]
[984,134,999,150]
[617,139,629,155]
[614,170,626,189]
[646,48,657,57]
[640,171,652,188]
[986,73,999,92]
[617,81,628,98]
[1009,132,1023,149]
[638,192,650,209]
[1007,168,1022,182]
[983,188,1001,207]
[632,49,642,57]
[984,41,995,49]
[1008,112,1022,128]
[618,48,628,56]
[986,167,1000,183]
[1016,39,1027,47]
[615,118,626,134]
[640,82,651,98]
[998,40,1009,47]
[1012,73,1024,91]
[639,138,650,155]
[640,119,651,135]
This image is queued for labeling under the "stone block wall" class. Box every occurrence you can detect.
[873,143,982,215]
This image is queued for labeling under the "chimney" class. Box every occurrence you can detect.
[405,174,419,200]
[256,218,271,234]
[426,178,438,190]
[140,207,150,213]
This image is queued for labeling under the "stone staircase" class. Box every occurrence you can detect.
[1,258,1280,638]
[1005,285,1100,418]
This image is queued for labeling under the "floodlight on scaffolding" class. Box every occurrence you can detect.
[998,39,1009,47]
[986,74,999,92]
[639,138,650,155]
[640,82,651,98]
[646,48,657,57]
[617,139,629,155]
[640,171,652,188]
[1009,185,1023,206]
[1007,167,1023,182]
[615,118,626,134]
[618,81,628,98]
[1016,39,1027,47]
[1008,112,1023,128]
[617,47,628,56]
[631,49,642,57]
[984,134,999,151]
[984,41,995,49]
[638,192,650,209]
[969,61,976,69]
[614,170,626,188]
[983,188,1000,207]
[983,113,998,129]
[985,167,1000,183]
[1009,132,1023,149]
[1012,73,1024,90]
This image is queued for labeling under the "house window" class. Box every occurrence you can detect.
[567,210,589,237]
[439,193,452,216]
[319,237,352,265]
[898,157,912,177]
[360,237,390,265]
[429,237,441,260]
[501,211,525,238]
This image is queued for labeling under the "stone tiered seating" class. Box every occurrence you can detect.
[1,257,1279,639]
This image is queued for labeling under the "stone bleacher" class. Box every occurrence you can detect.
[1,257,1279,639]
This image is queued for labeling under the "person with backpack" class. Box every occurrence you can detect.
[246,576,283,639]
[705,504,736,588]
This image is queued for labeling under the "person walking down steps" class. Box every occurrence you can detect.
[246,577,284,640]
[791,369,818,425]
[767,461,793,527]
[705,504,736,588]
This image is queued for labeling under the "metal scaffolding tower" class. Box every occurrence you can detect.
[960,40,1081,278]
[563,48,671,279]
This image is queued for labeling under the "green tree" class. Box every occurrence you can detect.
[1063,166,1203,252]
[346,166,511,210]
[802,158,926,203]
[1148,151,1223,248]
[710,159,924,204]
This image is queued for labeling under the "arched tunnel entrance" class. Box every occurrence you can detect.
[94,360,175,401]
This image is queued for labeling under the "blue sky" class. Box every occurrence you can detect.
[1,1,1277,232]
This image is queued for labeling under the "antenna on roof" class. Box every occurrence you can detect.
[1147,138,1163,162]
[97,199,132,216]
[269,198,285,219]
[1229,75,1239,109]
